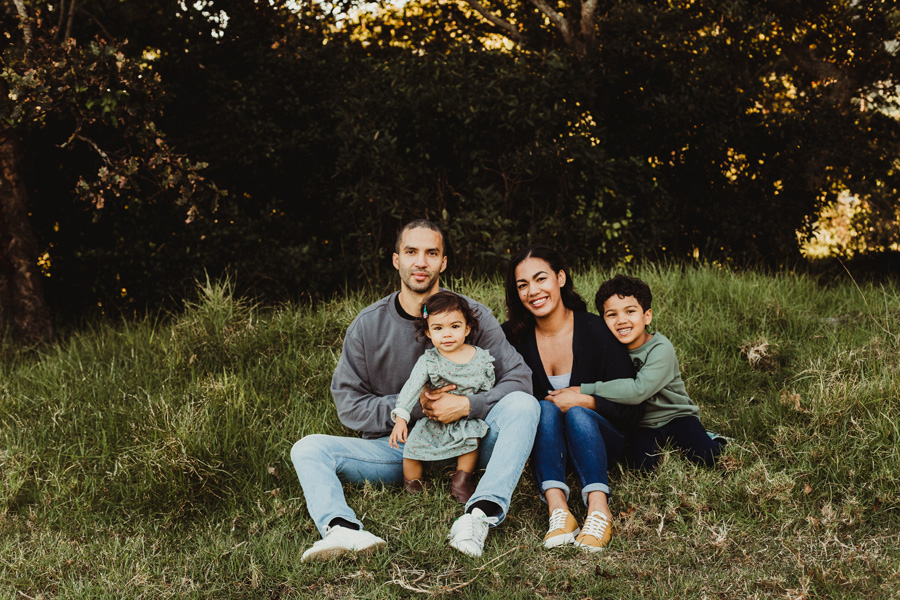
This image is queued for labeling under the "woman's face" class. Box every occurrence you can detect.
[514,257,566,319]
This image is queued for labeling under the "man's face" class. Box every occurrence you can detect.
[392,227,447,295]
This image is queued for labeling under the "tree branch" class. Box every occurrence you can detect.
[55,0,69,42]
[57,0,69,38]
[781,42,857,108]
[580,0,598,48]
[529,0,575,50]
[11,0,33,60]
[79,7,115,41]
[65,0,78,40]
[462,0,523,42]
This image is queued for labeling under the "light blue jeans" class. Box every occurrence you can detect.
[290,391,539,536]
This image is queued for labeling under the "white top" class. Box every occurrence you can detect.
[547,372,571,392]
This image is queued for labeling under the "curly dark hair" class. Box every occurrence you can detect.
[595,274,653,314]
[503,245,586,343]
[413,290,480,341]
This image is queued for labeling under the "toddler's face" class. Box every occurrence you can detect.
[425,309,470,355]
[602,294,652,351]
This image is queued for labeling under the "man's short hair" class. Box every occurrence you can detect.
[395,219,446,255]
[595,274,653,313]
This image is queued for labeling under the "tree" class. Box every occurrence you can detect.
[442,0,900,264]
[1,1,220,342]
[594,1,900,263]
[1,1,52,342]
[5,0,899,326]
[456,0,600,55]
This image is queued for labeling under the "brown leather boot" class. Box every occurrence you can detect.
[403,478,429,494]
[449,470,477,504]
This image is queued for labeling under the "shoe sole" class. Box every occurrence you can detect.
[449,541,483,557]
[301,540,386,562]
[543,528,581,548]
[573,540,607,552]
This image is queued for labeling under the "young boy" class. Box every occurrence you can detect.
[579,274,724,470]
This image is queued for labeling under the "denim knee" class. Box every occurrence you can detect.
[290,434,331,469]
[508,390,541,427]
[564,405,593,427]
[564,406,605,443]
[539,399,564,427]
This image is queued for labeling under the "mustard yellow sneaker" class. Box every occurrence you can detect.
[543,508,580,548]
[574,511,612,552]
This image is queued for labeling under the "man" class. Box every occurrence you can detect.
[291,219,538,561]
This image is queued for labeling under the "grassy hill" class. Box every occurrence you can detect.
[1,265,898,599]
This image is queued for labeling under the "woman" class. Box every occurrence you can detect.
[502,246,641,552]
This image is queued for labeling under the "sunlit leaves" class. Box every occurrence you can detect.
[1,20,222,218]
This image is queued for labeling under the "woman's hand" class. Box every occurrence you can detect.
[390,419,408,449]
[545,386,595,413]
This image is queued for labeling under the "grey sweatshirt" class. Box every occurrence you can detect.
[330,291,533,439]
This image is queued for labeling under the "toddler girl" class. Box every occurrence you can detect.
[389,290,494,503]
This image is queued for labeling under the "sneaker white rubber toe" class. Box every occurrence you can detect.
[301,525,386,562]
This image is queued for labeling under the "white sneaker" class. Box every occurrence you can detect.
[448,508,498,557]
[301,525,386,562]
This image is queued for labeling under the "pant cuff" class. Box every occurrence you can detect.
[580,483,611,506]
[539,480,570,504]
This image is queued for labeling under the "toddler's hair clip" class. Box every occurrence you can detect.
[422,304,429,318]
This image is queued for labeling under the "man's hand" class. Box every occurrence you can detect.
[545,386,595,414]
[420,384,470,424]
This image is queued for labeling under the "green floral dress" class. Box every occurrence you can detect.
[391,347,493,461]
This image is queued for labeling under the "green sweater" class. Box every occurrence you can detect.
[580,333,699,429]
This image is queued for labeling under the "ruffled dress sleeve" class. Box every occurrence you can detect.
[391,352,431,423]
[479,347,496,392]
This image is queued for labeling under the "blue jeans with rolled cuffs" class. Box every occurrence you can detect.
[531,401,626,505]
[290,391,539,537]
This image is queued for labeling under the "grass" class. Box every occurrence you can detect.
[1,265,898,599]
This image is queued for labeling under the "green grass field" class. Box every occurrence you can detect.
[1,265,898,599]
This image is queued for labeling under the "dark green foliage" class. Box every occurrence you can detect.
[591,0,900,265]
[9,0,900,319]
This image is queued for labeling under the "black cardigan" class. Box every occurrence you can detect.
[502,310,643,430]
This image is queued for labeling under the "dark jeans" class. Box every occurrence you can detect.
[531,401,626,504]
[626,415,723,471]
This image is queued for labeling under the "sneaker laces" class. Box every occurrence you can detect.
[581,512,610,539]
[547,508,570,533]
[462,509,497,543]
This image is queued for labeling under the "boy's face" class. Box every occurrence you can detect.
[602,294,652,351]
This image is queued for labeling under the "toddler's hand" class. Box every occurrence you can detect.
[390,420,408,449]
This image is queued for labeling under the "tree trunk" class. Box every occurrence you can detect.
[0,131,53,344]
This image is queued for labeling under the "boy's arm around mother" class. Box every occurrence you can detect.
[580,341,675,405]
